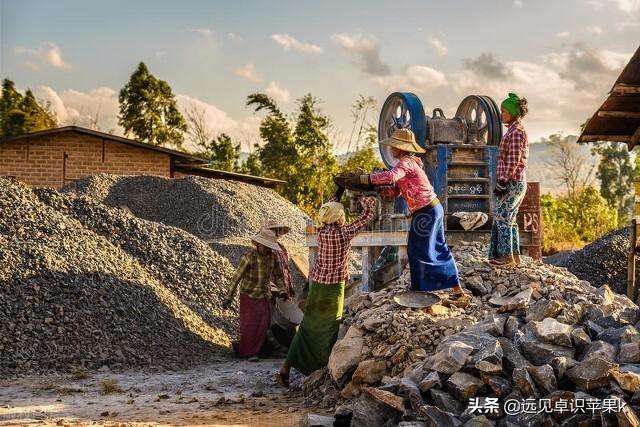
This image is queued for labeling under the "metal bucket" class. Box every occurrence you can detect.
[272,298,304,331]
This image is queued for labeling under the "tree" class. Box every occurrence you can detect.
[118,62,186,148]
[201,133,241,172]
[184,104,215,149]
[0,78,57,137]
[347,95,377,153]
[591,141,634,225]
[239,150,262,176]
[542,133,594,197]
[247,93,339,214]
[341,125,384,173]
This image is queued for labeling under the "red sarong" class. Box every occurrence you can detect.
[239,293,271,357]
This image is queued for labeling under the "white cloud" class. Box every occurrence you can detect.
[613,0,640,12]
[514,0,524,7]
[234,62,261,82]
[228,32,243,43]
[189,28,213,38]
[155,51,166,58]
[271,34,323,54]
[427,36,448,56]
[557,31,570,37]
[588,26,605,35]
[15,42,72,70]
[373,65,447,92]
[331,32,390,76]
[265,81,290,102]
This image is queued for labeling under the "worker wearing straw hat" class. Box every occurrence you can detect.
[264,218,294,299]
[224,228,286,359]
[355,128,466,300]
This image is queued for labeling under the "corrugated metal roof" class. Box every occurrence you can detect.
[578,45,640,149]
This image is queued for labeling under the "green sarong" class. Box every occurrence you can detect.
[286,281,345,375]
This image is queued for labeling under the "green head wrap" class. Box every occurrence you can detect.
[502,93,522,117]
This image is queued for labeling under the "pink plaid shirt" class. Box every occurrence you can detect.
[369,155,436,214]
[310,197,376,284]
[497,121,528,184]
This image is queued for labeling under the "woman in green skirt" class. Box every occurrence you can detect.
[276,196,376,386]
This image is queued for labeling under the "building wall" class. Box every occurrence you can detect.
[0,131,171,188]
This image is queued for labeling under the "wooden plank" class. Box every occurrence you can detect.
[579,135,631,142]
[613,83,640,95]
[290,252,310,281]
[597,111,640,119]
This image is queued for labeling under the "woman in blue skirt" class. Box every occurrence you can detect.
[355,128,465,299]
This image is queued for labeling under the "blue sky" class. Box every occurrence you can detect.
[2,0,639,152]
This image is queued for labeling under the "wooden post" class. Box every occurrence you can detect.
[628,218,637,301]
[361,247,370,292]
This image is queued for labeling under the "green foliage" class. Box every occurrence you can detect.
[590,141,633,226]
[541,186,618,254]
[0,78,57,137]
[118,62,186,148]
[247,93,338,214]
[198,133,241,172]
[238,150,262,176]
[341,125,384,173]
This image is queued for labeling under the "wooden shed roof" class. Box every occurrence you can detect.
[578,45,640,149]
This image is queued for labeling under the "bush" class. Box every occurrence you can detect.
[541,186,618,255]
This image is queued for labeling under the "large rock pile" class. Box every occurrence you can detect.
[304,243,640,426]
[552,227,634,298]
[0,177,237,377]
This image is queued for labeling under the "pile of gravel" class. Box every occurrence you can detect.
[62,174,309,250]
[0,177,237,377]
[557,227,634,297]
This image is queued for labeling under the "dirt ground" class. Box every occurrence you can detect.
[0,358,325,426]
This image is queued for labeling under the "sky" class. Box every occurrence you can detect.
[1,0,639,153]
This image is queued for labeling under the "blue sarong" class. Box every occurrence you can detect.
[408,202,460,291]
[488,181,527,259]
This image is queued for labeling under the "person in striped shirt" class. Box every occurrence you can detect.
[489,93,530,266]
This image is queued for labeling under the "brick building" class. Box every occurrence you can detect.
[0,126,283,188]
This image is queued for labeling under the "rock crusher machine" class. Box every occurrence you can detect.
[306,92,541,292]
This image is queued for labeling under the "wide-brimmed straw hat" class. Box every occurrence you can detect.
[263,218,291,236]
[251,229,282,251]
[380,128,426,154]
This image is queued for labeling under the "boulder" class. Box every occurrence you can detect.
[429,389,465,415]
[513,367,540,398]
[549,356,577,380]
[479,373,513,398]
[489,288,533,312]
[610,365,640,393]
[598,326,640,348]
[419,371,442,393]
[533,318,573,347]
[474,340,503,375]
[419,405,462,427]
[465,275,488,296]
[446,372,485,401]
[526,364,558,395]
[503,316,521,340]
[498,337,532,374]
[464,416,494,427]
[571,327,591,350]
[426,341,474,374]
[519,334,574,365]
[526,299,565,322]
[566,357,617,390]
[300,414,335,427]
[619,342,640,363]
[581,340,617,363]
[328,335,364,384]
[398,377,424,412]
[352,359,387,385]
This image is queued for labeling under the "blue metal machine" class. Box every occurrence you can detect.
[377,92,503,244]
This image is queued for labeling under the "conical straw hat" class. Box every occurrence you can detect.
[251,228,282,251]
[263,218,291,236]
[379,128,426,154]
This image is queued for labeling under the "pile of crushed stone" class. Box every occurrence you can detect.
[0,177,237,377]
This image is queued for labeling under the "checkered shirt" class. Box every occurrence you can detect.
[226,249,284,300]
[310,197,376,284]
[497,121,529,184]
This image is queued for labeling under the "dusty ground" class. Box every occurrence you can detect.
[0,358,323,426]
